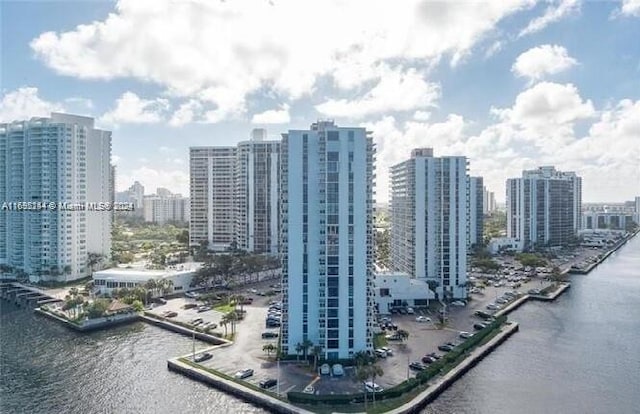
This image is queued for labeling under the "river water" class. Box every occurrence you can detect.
[1,235,638,414]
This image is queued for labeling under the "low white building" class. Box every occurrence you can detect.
[488,237,524,254]
[93,262,202,297]
[374,272,435,315]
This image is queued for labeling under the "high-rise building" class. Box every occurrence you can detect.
[506,166,582,249]
[390,148,468,300]
[235,129,280,254]
[116,180,145,216]
[280,121,375,360]
[0,113,112,282]
[468,176,484,248]
[189,146,237,251]
[483,186,496,215]
[143,188,189,224]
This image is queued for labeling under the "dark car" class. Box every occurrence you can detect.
[421,355,436,364]
[426,352,441,360]
[194,352,212,363]
[409,362,425,371]
[474,322,488,330]
[266,321,281,327]
[438,344,454,352]
[261,332,279,339]
[259,378,277,389]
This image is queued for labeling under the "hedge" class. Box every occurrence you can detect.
[287,314,507,406]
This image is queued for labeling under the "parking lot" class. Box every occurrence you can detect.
[149,249,599,398]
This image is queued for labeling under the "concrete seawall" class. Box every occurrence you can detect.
[34,308,139,331]
[569,230,638,275]
[385,322,520,414]
[167,359,312,414]
[139,314,229,345]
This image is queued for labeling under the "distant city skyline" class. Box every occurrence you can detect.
[1,1,639,203]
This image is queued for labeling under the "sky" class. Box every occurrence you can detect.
[1,0,639,203]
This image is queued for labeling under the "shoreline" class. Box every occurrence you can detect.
[567,229,639,275]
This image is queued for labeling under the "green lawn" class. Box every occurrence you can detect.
[213,303,235,313]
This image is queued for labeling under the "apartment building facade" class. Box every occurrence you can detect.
[280,121,375,360]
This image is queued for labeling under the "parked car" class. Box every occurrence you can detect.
[261,332,279,339]
[451,301,466,307]
[165,311,178,318]
[486,303,501,310]
[459,331,474,339]
[303,385,315,394]
[194,353,212,363]
[438,344,454,352]
[385,333,401,341]
[259,378,277,389]
[364,382,384,393]
[406,307,415,314]
[474,322,488,330]
[234,368,254,379]
[409,362,425,371]
[156,298,168,305]
[183,303,198,309]
[265,321,280,327]
[415,316,431,323]
[426,352,441,360]
[374,349,387,358]
[197,305,211,313]
[332,364,344,376]
[320,363,331,375]
[380,347,393,356]
[421,355,436,364]
[190,317,204,324]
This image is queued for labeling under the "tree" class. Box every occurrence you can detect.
[262,343,276,357]
[369,364,384,406]
[397,329,410,342]
[145,279,158,297]
[301,339,313,361]
[220,314,230,337]
[295,342,304,362]
[311,345,323,371]
[355,364,371,411]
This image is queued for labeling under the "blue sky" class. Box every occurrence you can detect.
[1,0,639,203]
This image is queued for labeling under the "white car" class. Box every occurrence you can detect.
[459,331,474,339]
[374,349,387,358]
[364,381,384,393]
[451,301,466,307]
[332,363,344,376]
[380,347,393,356]
[415,316,431,323]
[320,363,331,375]
[234,368,254,379]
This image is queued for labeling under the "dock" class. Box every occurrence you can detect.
[0,281,62,307]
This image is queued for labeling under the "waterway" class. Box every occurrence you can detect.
[426,234,640,414]
[1,235,638,414]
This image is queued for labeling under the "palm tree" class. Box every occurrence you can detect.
[295,342,304,362]
[311,345,323,371]
[262,343,276,357]
[220,313,231,337]
[301,339,313,361]
[145,279,157,298]
[355,364,371,411]
[369,364,384,406]
[235,294,246,313]
[397,329,410,342]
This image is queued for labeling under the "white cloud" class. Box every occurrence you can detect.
[519,0,580,37]
[512,44,578,81]
[316,66,440,119]
[117,166,189,196]
[251,104,291,124]
[30,0,533,123]
[169,99,203,127]
[413,110,432,121]
[64,97,94,109]
[0,87,63,122]
[617,0,640,17]
[112,155,121,165]
[99,91,169,126]
[491,82,595,139]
